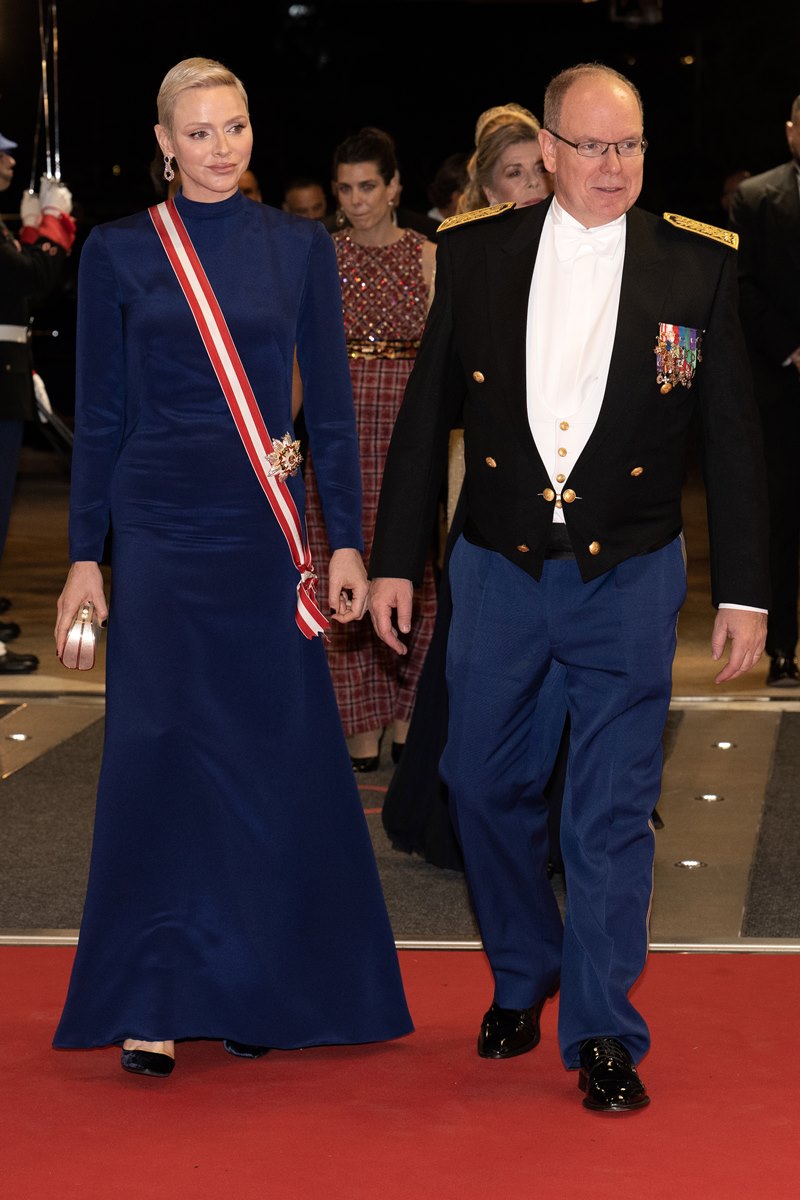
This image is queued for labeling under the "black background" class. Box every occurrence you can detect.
[2,0,799,223]
[1,0,798,415]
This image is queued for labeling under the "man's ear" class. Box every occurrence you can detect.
[539,129,557,175]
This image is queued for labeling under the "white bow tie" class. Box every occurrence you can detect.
[553,222,622,262]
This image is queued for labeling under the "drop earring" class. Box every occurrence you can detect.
[163,155,175,183]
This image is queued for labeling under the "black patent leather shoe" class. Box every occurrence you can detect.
[578,1037,649,1112]
[0,621,21,643]
[766,652,800,687]
[477,999,545,1059]
[223,1039,270,1059]
[121,1048,175,1077]
[0,648,39,673]
[351,755,379,773]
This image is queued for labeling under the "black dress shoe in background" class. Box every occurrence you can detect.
[0,621,21,642]
[223,1039,270,1059]
[121,1048,175,1077]
[477,999,545,1059]
[766,651,800,688]
[0,648,39,673]
[578,1037,649,1112]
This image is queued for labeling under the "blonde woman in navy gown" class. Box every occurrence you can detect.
[52,57,412,1078]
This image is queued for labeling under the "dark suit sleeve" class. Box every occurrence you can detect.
[729,183,799,364]
[0,229,68,305]
[370,234,465,583]
[696,247,771,610]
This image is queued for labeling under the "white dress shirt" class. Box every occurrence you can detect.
[527,198,625,523]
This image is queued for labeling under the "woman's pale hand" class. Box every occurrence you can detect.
[328,547,369,623]
[54,561,108,659]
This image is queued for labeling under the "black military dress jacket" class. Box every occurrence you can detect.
[0,218,69,421]
[371,197,770,611]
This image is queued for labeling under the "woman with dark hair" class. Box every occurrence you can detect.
[304,126,438,771]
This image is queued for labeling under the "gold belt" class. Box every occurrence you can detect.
[347,338,420,360]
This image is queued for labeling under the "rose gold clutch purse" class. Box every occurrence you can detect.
[61,601,99,670]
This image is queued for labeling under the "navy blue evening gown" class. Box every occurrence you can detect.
[53,190,413,1049]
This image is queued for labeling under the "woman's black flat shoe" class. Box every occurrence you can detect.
[223,1040,270,1059]
[350,755,379,773]
[121,1048,175,1077]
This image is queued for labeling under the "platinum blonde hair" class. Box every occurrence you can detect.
[156,57,248,133]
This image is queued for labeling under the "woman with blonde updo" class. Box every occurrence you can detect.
[458,101,552,214]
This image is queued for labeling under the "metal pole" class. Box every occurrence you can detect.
[50,2,61,181]
[28,74,44,193]
[37,0,52,179]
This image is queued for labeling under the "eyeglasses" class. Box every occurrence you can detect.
[545,130,648,158]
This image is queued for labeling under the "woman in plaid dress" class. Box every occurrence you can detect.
[305,127,437,770]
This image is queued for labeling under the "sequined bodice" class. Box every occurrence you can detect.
[334,230,430,342]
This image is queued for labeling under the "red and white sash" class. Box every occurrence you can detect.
[148,198,328,639]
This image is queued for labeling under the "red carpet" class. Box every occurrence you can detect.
[2,948,797,1199]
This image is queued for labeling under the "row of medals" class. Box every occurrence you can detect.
[654,323,702,394]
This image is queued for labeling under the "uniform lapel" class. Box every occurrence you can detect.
[484,200,549,455]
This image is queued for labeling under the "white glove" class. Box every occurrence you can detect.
[39,175,73,217]
[32,371,53,424]
[20,191,42,228]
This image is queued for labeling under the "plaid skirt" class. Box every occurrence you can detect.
[304,356,437,736]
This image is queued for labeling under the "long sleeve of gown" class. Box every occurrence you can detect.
[295,223,363,552]
[68,227,126,562]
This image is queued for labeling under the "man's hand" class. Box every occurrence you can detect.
[711,608,767,684]
[368,577,413,655]
[328,547,368,623]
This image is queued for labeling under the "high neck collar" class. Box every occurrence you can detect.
[173,188,246,220]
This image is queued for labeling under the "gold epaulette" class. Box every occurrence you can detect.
[663,212,738,250]
[437,201,515,234]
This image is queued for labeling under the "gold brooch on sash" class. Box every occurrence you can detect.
[267,433,303,481]
[654,323,703,394]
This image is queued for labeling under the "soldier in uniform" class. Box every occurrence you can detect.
[0,130,76,672]
[369,63,769,1112]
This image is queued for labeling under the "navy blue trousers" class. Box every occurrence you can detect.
[440,534,686,1068]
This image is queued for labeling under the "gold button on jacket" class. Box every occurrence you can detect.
[630,466,645,477]
[589,541,601,556]
[542,488,555,502]
[485,456,497,468]
[562,489,576,504]
[472,370,485,383]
